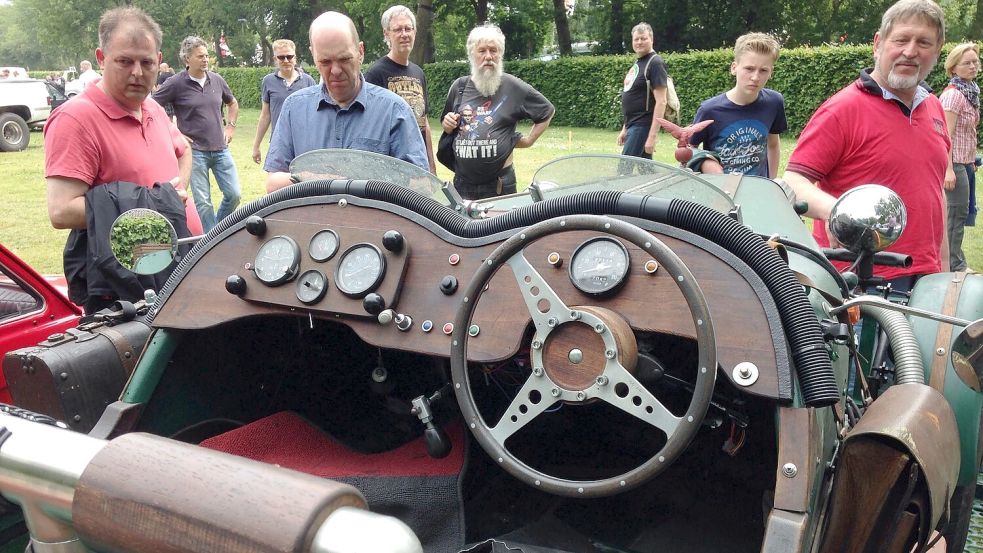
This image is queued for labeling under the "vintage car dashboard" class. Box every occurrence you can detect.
[152,195,793,401]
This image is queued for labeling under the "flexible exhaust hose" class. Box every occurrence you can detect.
[150,180,837,406]
[859,305,925,385]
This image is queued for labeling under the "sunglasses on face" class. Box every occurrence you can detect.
[276,54,295,61]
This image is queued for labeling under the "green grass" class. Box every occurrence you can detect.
[3,107,981,274]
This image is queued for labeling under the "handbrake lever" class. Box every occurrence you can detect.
[410,384,453,459]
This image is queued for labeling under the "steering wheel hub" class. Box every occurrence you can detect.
[541,307,637,391]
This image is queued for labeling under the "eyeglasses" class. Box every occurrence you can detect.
[959,60,981,67]
[276,54,295,61]
[389,26,415,34]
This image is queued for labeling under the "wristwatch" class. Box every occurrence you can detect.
[227,121,237,127]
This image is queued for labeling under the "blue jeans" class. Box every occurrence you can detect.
[191,148,240,233]
[621,124,652,160]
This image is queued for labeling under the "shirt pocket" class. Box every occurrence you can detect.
[350,137,386,154]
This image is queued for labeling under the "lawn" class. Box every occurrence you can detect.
[3,107,980,275]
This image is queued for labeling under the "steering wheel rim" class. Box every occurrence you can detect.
[450,214,717,497]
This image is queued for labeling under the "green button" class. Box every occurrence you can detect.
[468,324,480,337]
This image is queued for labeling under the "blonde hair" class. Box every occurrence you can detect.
[272,39,296,51]
[944,42,979,76]
[734,32,780,63]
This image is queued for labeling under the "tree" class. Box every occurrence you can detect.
[552,0,573,56]
[411,0,435,64]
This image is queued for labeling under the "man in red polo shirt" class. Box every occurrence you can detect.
[44,6,201,312]
[783,0,952,288]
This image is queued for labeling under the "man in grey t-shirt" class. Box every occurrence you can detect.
[439,23,554,200]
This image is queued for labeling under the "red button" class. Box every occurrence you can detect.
[448,253,460,265]
[442,323,454,335]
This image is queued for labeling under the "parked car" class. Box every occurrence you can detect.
[0,77,56,151]
[0,151,980,553]
[0,244,81,403]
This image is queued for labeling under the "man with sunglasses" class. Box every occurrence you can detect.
[365,5,435,173]
[252,39,316,164]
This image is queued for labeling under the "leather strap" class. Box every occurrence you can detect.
[929,272,966,391]
[92,326,138,377]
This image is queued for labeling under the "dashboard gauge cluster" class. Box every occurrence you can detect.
[568,237,631,296]
[248,223,402,309]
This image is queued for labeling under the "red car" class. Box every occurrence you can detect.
[0,244,81,403]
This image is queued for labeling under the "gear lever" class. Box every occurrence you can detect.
[410,384,453,459]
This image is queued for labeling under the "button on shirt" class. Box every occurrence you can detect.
[264,77,428,173]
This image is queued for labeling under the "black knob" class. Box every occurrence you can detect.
[225,275,247,296]
[363,293,386,315]
[245,216,267,236]
[424,424,452,459]
[793,200,809,216]
[382,230,404,253]
[439,275,458,295]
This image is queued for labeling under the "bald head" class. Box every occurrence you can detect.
[310,11,360,46]
[309,11,365,108]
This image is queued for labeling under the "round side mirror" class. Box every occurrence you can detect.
[828,184,906,253]
[110,209,178,275]
[951,319,983,392]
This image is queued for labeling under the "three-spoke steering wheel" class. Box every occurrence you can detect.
[450,215,717,497]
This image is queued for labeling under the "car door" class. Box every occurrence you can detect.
[0,245,81,403]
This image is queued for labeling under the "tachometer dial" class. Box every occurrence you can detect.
[309,230,340,262]
[569,237,630,296]
[296,269,328,304]
[254,236,301,286]
[335,244,386,298]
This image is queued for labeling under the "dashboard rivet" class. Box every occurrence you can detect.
[644,260,658,274]
[570,310,581,320]
[620,480,626,487]
[936,347,946,356]
[533,367,544,377]
[645,242,651,248]
[782,463,798,478]
[421,320,433,333]
[568,349,583,364]
[535,480,541,486]
[468,325,480,337]
[547,252,562,267]
[733,362,759,386]
[338,199,348,207]
[604,223,610,229]
[547,317,558,327]
[576,392,586,400]
[578,487,584,494]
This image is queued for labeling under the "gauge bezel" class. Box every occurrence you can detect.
[334,243,387,298]
[295,269,328,305]
[568,236,631,297]
[253,235,301,286]
[309,229,340,262]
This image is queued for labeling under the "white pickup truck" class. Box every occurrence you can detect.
[0,78,54,152]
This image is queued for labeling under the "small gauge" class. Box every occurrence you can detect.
[309,230,340,262]
[254,236,301,286]
[335,244,386,298]
[296,269,328,304]
[569,237,631,296]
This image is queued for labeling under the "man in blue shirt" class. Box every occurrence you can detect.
[251,39,316,165]
[264,11,428,192]
[688,33,787,178]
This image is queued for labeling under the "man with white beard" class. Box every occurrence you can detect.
[782,0,953,286]
[439,23,554,199]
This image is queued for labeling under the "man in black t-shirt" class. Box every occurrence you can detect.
[365,5,435,173]
[439,23,554,200]
[618,22,668,159]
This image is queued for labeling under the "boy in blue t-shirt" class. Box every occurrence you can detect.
[689,33,787,178]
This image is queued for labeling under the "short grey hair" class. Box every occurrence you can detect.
[98,6,162,52]
[879,0,945,46]
[179,36,208,65]
[381,5,415,31]
[466,24,505,58]
[631,22,653,39]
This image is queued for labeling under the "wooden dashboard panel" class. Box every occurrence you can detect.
[154,200,786,399]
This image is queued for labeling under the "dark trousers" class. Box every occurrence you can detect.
[453,165,517,200]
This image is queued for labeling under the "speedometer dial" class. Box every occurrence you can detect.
[335,244,386,298]
[309,230,339,262]
[569,237,630,296]
[254,236,301,286]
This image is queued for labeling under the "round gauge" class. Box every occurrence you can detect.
[296,269,328,304]
[569,237,631,296]
[335,244,386,298]
[309,230,340,262]
[254,235,301,286]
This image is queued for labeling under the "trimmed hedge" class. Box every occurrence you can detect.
[33,43,963,136]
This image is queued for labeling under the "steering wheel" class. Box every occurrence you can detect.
[450,215,717,497]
